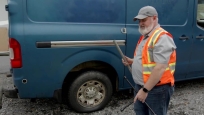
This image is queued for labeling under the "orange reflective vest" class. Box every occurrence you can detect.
[134,27,176,86]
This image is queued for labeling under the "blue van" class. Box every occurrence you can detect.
[1,0,204,113]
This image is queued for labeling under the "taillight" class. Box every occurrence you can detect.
[9,38,22,68]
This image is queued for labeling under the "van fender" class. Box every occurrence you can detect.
[57,49,124,88]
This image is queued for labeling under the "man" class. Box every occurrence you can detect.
[122,6,176,115]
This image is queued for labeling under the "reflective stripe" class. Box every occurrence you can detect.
[143,63,156,74]
[148,29,164,47]
[143,63,175,74]
[143,66,154,73]
[143,64,156,67]
[169,63,176,66]
[171,70,175,74]
[147,29,164,62]
[153,29,167,46]
[166,67,170,70]
[147,30,159,62]
[169,63,176,73]
[143,71,151,74]
[147,48,152,62]
[147,29,161,46]
[152,30,165,47]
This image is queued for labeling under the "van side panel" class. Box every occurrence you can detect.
[12,0,127,98]
[186,1,204,79]
[16,48,125,98]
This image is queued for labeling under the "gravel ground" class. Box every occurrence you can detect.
[0,73,204,115]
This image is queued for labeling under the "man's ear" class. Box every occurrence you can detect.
[153,16,157,20]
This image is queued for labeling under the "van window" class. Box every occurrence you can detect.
[197,0,204,28]
[26,0,125,23]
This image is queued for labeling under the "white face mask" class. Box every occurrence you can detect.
[138,20,154,35]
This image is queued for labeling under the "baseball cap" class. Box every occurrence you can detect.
[133,6,158,21]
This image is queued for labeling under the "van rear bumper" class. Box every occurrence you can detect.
[3,86,18,98]
[3,73,18,98]
[3,76,18,98]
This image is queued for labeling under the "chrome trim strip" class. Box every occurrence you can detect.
[51,40,125,47]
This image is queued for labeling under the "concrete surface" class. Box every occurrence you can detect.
[0,0,8,22]
[0,56,10,74]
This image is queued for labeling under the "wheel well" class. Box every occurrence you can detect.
[62,61,118,103]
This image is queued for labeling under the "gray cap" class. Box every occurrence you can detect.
[133,6,158,21]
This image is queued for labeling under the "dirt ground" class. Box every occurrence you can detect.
[1,73,204,115]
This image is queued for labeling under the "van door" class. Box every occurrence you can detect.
[186,0,204,79]
[125,0,193,88]
[23,0,127,97]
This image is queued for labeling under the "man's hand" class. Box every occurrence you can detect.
[122,56,133,66]
[134,88,148,103]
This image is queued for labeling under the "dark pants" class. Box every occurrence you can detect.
[134,83,174,115]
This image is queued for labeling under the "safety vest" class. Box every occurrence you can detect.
[134,27,176,86]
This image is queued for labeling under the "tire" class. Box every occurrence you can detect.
[67,71,113,113]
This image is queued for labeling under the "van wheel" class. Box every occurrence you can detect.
[67,71,113,112]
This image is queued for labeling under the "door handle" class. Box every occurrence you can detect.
[179,36,189,40]
[196,36,204,39]
[121,28,127,34]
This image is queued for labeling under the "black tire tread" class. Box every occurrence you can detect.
[67,71,113,113]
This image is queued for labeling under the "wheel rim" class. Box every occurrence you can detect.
[77,80,105,108]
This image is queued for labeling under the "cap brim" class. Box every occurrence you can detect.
[133,15,148,21]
